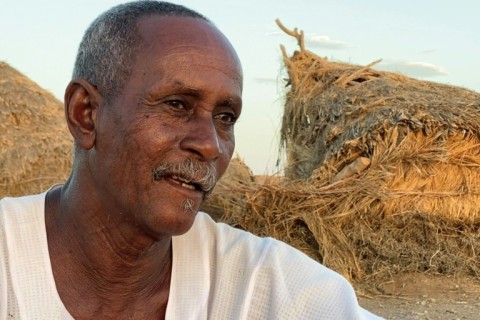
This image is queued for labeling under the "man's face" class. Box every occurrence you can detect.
[91,16,243,237]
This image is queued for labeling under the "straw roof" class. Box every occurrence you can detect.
[276,27,480,181]
[277,20,480,221]
[0,62,72,197]
[205,22,480,286]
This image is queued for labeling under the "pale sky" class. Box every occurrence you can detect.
[2,0,479,174]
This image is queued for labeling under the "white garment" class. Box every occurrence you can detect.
[0,193,381,319]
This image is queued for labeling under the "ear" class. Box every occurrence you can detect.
[64,79,101,150]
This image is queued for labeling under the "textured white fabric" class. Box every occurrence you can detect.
[167,210,381,320]
[1,193,381,319]
[0,193,73,320]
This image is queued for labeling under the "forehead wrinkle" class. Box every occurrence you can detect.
[144,80,201,99]
[144,76,241,103]
[154,57,241,82]
[157,46,240,66]
[172,80,198,91]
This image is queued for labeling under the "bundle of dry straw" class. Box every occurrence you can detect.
[201,157,257,221]
[206,21,480,285]
[0,62,72,198]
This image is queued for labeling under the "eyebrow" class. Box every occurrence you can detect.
[218,97,242,108]
[142,81,197,100]
[145,80,242,108]
[165,80,201,96]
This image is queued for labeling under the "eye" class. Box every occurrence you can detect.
[164,99,186,110]
[214,112,238,124]
[142,96,190,112]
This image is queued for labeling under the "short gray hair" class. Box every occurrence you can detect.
[72,1,208,103]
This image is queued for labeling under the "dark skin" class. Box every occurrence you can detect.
[45,15,242,319]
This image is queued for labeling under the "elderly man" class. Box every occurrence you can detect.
[0,1,381,319]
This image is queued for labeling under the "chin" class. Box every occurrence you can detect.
[140,200,201,238]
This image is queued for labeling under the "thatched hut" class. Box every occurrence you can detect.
[201,156,256,221]
[209,22,480,285]
[277,21,480,223]
[0,62,72,198]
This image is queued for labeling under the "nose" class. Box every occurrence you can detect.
[180,115,221,161]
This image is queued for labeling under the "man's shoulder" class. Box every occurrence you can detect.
[1,192,46,206]
[192,211,275,254]
[0,192,46,227]
[192,212,354,286]
[191,212,328,274]
[186,213,381,319]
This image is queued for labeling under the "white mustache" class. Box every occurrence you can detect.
[152,158,217,194]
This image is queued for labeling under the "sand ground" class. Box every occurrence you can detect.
[358,273,480,319]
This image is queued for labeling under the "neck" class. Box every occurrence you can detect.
[45,179,172,317]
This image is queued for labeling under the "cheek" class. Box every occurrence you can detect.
[219,127,235,154]
[218,134,235,176]
[118,121,158,170]
[126,116,180,164]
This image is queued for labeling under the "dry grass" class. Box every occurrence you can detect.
[0,62,72,197]
[205,22,480,287]
[201,157,257,221]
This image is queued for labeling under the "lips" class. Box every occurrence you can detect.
[169,175,198,191]
[154,172,203,193]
